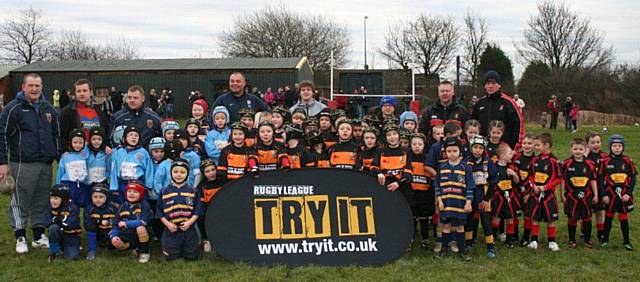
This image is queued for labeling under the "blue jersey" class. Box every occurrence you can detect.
[46,203,82,234]
[157,184,203,224]
[153,159,172,196]
[111,200,152,238]
[205,126,230,164]
[109,146,154,191]
[182,149,201,186]
[56,149,89,184]
[425,141,446,170]
[87,148,110,184]
[466,155,497,205]
[83,202,117,233]
[434,161,475,220]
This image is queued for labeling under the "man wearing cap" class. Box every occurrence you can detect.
[472,71,525,149]
[110,85,162,148]
[211,72,269,123]
[420,80,469,135]
[0,73,61,254]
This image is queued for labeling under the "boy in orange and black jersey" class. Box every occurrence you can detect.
[218,122,250,183]
[408,133,435,248]
[248,121,290,174]
[272,106,290,144]
[361,127,380,175]
[305,129,329,168]
[285,124,314,169]
[327,119,361,170]
[238,108,257,147]
[372,124,414,206]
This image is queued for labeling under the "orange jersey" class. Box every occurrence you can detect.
[371,146,412,182]
[218,144,250,180]
[327,140,361,170]
[409,152,430,191]
[249,141,289,171]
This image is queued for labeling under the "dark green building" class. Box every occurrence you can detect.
[9,57,313,117]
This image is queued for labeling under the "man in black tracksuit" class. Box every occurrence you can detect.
[420,81,469,135]
[472,71,525,150]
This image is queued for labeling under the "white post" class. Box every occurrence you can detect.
[330,50,334,101]
[411,67,416,101]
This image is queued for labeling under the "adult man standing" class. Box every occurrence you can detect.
[109,86,122,111]
[289,80,326,117]
[110,85,162,147]
[59,79,109,151]
[546,95,560,129]
[0,73,61,254]
[472,71,525,149]
[513,94,526,110]
[284,84,298,109]
[212,72,268,123]
[420,80,469,134]
[563,96,574,131]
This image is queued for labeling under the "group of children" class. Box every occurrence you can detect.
[46,84,636,263]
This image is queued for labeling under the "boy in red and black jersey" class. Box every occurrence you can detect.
[561,138,598,248]
[600,135,637,250]
[525,133,562,251]
[218,122,250,183]
[360,127,380,175]
[248,121,290,174]
[585,131,608,241]
[513,134,536,246]
[491,143,521,248]
[371,124,414,206]
[327,119,361,170]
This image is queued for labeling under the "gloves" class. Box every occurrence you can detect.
[250,166,260,178]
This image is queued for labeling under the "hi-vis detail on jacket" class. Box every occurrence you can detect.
[254,195,375,240]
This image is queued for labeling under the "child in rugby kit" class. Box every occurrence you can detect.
[84,183,117,260]
[486,120,507,163]
[239,108,257,147]
[561,138,598,248]
[218,122,251,183]
[305,129,329,168]
[285,124,314,168]
[175,129,201,186]
[197,159,223,253]
[585,131,608,241]
[110,182,153,263]
[56,129,90,208]
[291,108,307,126]
[321,110,339,149]
[326,119,361,170]
[434,138,474,260]
[408,133,435,249]
[205,106,231,164]
[148,137,166,240]
[248,121,290,174]
[185,118,207,159]
[400,111,419,134]
[272,106,290,144]
[465,135,497,258]
[513,134,536,246]
[158,159,203,261]
[526,133,562,251]
[361,127,380,175]
[600,135,637,250]
[463,120,481,159]
[491,143,521,248]
[371,124,414,205]
[109,126,154,203]
[47,184,82,262]
[352,119,364,147]
[86,127,110,189]
[162,120,180,143]
[153,140,183,198]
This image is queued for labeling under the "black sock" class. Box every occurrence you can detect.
[583,221,592,242]
[33,227,45,240]
[568,224,577,242]
[604,216,614,242]
[514,222,520,241]
[15,229,26,239]
[419,218,429,240]
[621,219,630,244]
[139,242,149,254]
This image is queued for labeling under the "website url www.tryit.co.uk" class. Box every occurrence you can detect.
[258,239,378,255]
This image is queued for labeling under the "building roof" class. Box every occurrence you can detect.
[11,57,308,73]
[0,65,22,77]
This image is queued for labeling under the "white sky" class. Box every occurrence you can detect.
[2,0,639,79]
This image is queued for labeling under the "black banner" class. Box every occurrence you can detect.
[206,168,414,266]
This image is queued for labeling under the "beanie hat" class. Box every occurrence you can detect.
[91,183,110,197]
[484,70,502,85]
[379,96,397,108]
[124,181,145,202]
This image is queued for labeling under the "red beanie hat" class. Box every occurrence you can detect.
[192,99,209,118]
[125,181,145,202]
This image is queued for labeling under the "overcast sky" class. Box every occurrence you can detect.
[2,0,639,79]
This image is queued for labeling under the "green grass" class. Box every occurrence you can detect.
[1,125,639,281]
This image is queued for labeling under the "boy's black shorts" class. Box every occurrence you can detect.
[161,227,200,261]
[440,216,466,227]
[491,190,522,219]
[526,192,559,222]
[412,189,435,218]
[565,188,594,221]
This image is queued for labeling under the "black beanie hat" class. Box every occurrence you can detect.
[484,70,502,85]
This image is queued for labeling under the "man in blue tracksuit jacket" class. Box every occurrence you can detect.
[110,85,162,148]
[0,73,61,253]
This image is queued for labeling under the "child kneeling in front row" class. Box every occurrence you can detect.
[110,181,153,263]
[47,184,82,262]
[158,159,203,261]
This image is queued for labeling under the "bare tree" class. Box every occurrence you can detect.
[0,7,52,64]
[219,5,350,70]
[50,30,139,61]
[378,23,411,69]
[516,1,613,72]
[461,10,488,87]
[380,15,459,78]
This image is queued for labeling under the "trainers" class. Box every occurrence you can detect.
[460,251,472,261]
[600,241,609,247]
[624,243,633,251]
[585,241,593,249]
[32,234,49,249]
[433,242,442,253]
[203,240,212,253]
[420,239,429,249]
[449,241,459,253]
[506,241,515,249]
[498,233,507,242]
[16,237,28,254]
[519,238,530,247]
[86,251,96,260]
[434,248,448,258]
[527,240,538,250]
[548,241,560,252]
[138,253,150,263]
[487,248,496,259]
[48,254,57,262]
[568,241,577,249]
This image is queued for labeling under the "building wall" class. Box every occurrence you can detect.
[10,69,305,117]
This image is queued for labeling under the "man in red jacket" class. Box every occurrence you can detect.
[546,95,560,129]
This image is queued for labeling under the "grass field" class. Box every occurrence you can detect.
[1,125,639,281]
